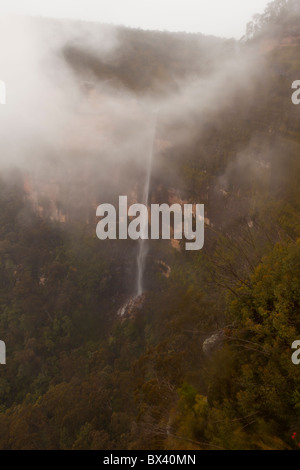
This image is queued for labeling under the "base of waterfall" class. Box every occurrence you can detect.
[117,294,146,317]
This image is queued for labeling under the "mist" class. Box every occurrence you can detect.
[0,14,269,221]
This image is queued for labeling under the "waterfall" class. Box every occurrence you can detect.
[136,115,156,297]
[118,114,156,316]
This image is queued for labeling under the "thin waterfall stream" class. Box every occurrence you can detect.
[136,116,156,296]
[118,114,157,316]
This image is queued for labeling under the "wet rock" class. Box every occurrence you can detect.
[117,293,146,317]
[203,331,224,356]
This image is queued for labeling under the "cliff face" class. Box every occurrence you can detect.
[260,33,300,52]
[21,20,300,255]
[22,84,150,223]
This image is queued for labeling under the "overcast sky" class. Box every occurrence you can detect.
[0,0,271,38]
